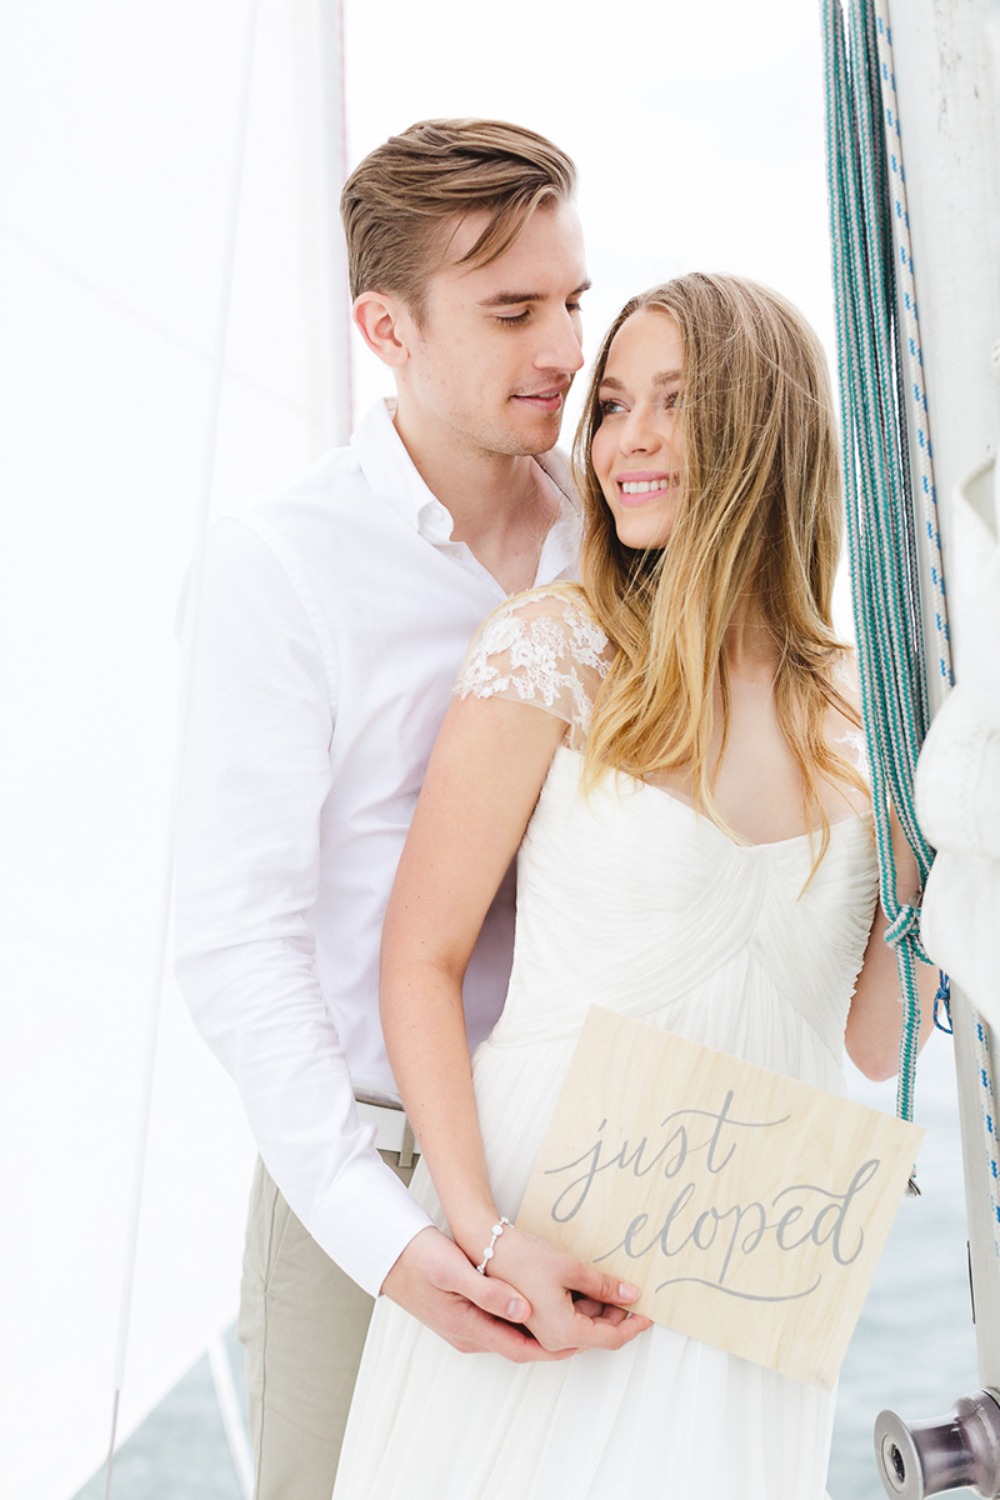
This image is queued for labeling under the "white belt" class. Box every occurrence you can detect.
[355,1098,418,1168]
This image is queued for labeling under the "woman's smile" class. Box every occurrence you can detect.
[591,307,686,548]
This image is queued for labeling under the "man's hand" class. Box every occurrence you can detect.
[381,1226,650,1362]
[381,1226,572,1362]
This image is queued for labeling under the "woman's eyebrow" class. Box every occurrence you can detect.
[599,371,682,392]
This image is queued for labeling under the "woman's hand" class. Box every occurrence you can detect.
[483,1221,652,1354]
[382,1226,572,1363]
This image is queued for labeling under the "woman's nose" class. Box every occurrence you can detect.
[620,406,657,452]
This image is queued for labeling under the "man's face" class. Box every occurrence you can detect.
[400,200,588,460]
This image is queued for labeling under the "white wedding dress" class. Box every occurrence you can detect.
[332,591,878,1500]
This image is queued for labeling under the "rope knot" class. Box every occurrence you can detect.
[885,902,919,946]
[884,903,932,964]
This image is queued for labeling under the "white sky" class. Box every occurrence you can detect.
[344,0,836,424]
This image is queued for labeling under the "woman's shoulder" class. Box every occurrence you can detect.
[462,585,611,674]
[830,644,861,702]
[479,583,607,643]
[827,646,871,790]
[455,585,614,738]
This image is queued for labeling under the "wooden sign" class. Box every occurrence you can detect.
[517,1006,923,1388]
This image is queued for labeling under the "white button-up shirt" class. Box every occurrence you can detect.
[173,400,581,1295]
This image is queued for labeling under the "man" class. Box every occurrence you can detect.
[174,119,642,1500]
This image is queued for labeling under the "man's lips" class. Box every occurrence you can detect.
[512,385,570,412]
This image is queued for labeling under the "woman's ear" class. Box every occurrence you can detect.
[352,291,413,369]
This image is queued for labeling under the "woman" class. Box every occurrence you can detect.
[331,274,934,1498]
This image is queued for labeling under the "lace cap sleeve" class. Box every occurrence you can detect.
[831,649,871,785]
[455,589,613,747]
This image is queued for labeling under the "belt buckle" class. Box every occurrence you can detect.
[355,1096,417,1168]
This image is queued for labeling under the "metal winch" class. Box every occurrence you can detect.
[875,1390,1000,1498]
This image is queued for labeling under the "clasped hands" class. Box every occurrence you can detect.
[381,1223,651,1364]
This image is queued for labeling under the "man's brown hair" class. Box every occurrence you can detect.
[340,118,576,314]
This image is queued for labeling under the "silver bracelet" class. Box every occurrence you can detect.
[475,1216,512,1275]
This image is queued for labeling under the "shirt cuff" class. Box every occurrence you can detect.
[308,1150,435,1297]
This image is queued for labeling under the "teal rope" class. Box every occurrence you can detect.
[821,0,933,1126]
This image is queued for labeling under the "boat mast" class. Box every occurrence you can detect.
[868,1,1000,1494]
[887,0,1000,1391]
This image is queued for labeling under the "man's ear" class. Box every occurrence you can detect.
[353,291,414,368]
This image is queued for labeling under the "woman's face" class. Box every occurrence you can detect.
[591,308,686,550]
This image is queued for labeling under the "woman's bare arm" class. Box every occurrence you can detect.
[845,806,939,1080]
[380,692,649,1353]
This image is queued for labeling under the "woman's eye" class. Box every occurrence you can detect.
[598,397,626,415]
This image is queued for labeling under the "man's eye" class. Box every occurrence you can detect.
[495,310,531,327]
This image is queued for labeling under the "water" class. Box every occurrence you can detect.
[75,1035,981,1499]
[830,1033,979,1500]
[72,1329,248,1500]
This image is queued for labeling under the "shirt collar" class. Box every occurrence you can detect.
[350,398,448,536]
[350,397,581,564]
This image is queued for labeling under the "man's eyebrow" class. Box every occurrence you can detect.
[477,279,592,309]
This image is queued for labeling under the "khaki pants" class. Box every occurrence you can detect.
[237,1153,416,1500]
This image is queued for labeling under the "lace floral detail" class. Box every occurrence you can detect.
[830,649,870,784]
[835,726,871,785]
[456,589,613,745]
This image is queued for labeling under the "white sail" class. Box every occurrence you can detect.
[0,2,344,1494]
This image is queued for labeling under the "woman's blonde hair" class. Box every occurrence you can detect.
[572,272,865,868]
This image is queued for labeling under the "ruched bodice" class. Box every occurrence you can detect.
[496,746,878,1082]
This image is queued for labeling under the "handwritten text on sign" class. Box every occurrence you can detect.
[517,1008,923,1388]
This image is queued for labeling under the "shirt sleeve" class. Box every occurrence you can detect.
[173,519,431,1296]
[455,588,613,748]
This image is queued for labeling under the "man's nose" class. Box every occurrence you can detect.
[535,310,585,373]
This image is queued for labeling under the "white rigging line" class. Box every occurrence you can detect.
[0,221,313,420]
[318,0,354,441]
[101,1,260,1495]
